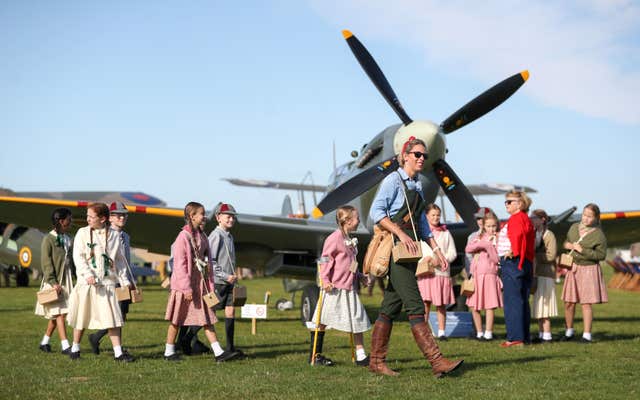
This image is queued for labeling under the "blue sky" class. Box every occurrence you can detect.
[1,0,639,221]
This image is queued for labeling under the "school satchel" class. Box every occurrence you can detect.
[36,287,59,305]
[363,225,393,278]
[461,277,475,297]
[415,241,436,277]
[232,285,247,307]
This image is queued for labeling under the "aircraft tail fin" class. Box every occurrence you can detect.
[281,195,293,217]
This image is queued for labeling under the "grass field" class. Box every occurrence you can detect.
[1,269,639,400]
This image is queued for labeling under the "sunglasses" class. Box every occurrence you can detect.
[410,151,428,159]
[504,199,519,205]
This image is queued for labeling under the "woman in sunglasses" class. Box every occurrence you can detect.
[367,136,462,378]
[497,191,535,347]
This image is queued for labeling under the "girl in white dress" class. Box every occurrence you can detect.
[66,203,133,361]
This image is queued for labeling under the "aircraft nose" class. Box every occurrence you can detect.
[393,120,445,168]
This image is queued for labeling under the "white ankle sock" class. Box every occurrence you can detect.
[113,345,123,358]
[542,332,552,341]
[71,343,80,352]
[211,341,224,357]
[61,340,70,350]
[565,328,574,337]
[356,348,367,361]
[484,331,493,339]
[476,332,484,339]
[438,329,445,337]
[582,332,592,341]
[41,335,50,345]
[164,343,175,357]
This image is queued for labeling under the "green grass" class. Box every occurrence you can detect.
[1,268,639,400]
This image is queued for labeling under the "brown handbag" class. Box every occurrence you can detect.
[461,277,475,297]
[232,285,247,307]
[37,287,59,305]
[203,290,220,309]
[115,286,144,303]
[363,225,393,278]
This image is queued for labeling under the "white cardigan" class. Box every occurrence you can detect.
[73,226,130,286]
[433,229,457,277]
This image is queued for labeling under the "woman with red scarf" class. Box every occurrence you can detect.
[496,191,535,347]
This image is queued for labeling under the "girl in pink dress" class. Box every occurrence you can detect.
[465,211,503,341]
[163,202,234,362]
[417,204,457,339]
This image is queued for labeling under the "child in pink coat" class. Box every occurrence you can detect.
[465,211,503,341]
[163,202,235,362]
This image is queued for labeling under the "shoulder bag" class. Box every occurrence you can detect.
[222,238,247,307]
[558,228,594,269]
[391,174,423,263]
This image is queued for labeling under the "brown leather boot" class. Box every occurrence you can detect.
[369,319,399,376]
[410,318,463,378]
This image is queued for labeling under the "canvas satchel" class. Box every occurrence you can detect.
[115,237,144,304]
[558,228,594,269]
[37,286,59,305]
[461,276,475,297]
[363,225,393,278]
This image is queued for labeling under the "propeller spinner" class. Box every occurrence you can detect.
[312,30,529,227]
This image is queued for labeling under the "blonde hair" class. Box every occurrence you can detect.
[336,205,357,232]
[397,138,427,167]
[480,211,499,236]
[506,190,532,212]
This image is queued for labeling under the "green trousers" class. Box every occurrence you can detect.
[379,258,425,319]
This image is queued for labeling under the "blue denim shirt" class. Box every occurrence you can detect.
[369,168,433,240]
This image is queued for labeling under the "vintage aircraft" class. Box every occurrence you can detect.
[1,31,639,321]
[0,189,164,286]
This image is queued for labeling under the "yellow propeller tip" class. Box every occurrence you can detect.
[342,30,353,39]
[521,70,530,81]
[311,208,324,219]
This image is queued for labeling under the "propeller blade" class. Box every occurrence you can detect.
[342,30,413,125]
[312,156,399,218]
[440,71,529,134]
[433,159,479,227]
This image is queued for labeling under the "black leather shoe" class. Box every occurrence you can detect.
[228,348,247,359]
[69,350,80,360]
[559,335,574,342]
[88,333,101,355]
[579,337,592,344]
[61,348,71,355]
[215,350,239,362]
[114,351,134,362]
[437,335,448,341]
[39,344,51,353]
[164,353,181,361]
[310,353,335,366]
[355,356,369,367]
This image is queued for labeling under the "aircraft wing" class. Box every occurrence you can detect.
[439,183,537,196]
[222,178,327,193]
[0,196,361,276]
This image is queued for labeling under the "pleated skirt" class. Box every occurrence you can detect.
[165,278,218,326]
[465,273,503,310]
[312,288,371,333]
[417,275,455,306]
[532,276,558,318]
[562,263,608,304]
[66,282,124,330]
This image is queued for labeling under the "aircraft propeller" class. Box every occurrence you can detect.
[312,30,528,227]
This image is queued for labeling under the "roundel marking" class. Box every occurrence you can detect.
[19,246,32,268]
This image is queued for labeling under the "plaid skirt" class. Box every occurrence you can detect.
[561,263,608,304]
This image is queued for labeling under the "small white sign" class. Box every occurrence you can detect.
[241,304,268,319]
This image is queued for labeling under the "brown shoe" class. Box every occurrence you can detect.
[369,318,399,377]
[410,317,463,378]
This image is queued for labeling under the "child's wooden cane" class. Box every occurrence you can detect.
[311,259,327,365]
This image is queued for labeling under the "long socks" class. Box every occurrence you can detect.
[225,318,235,351]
